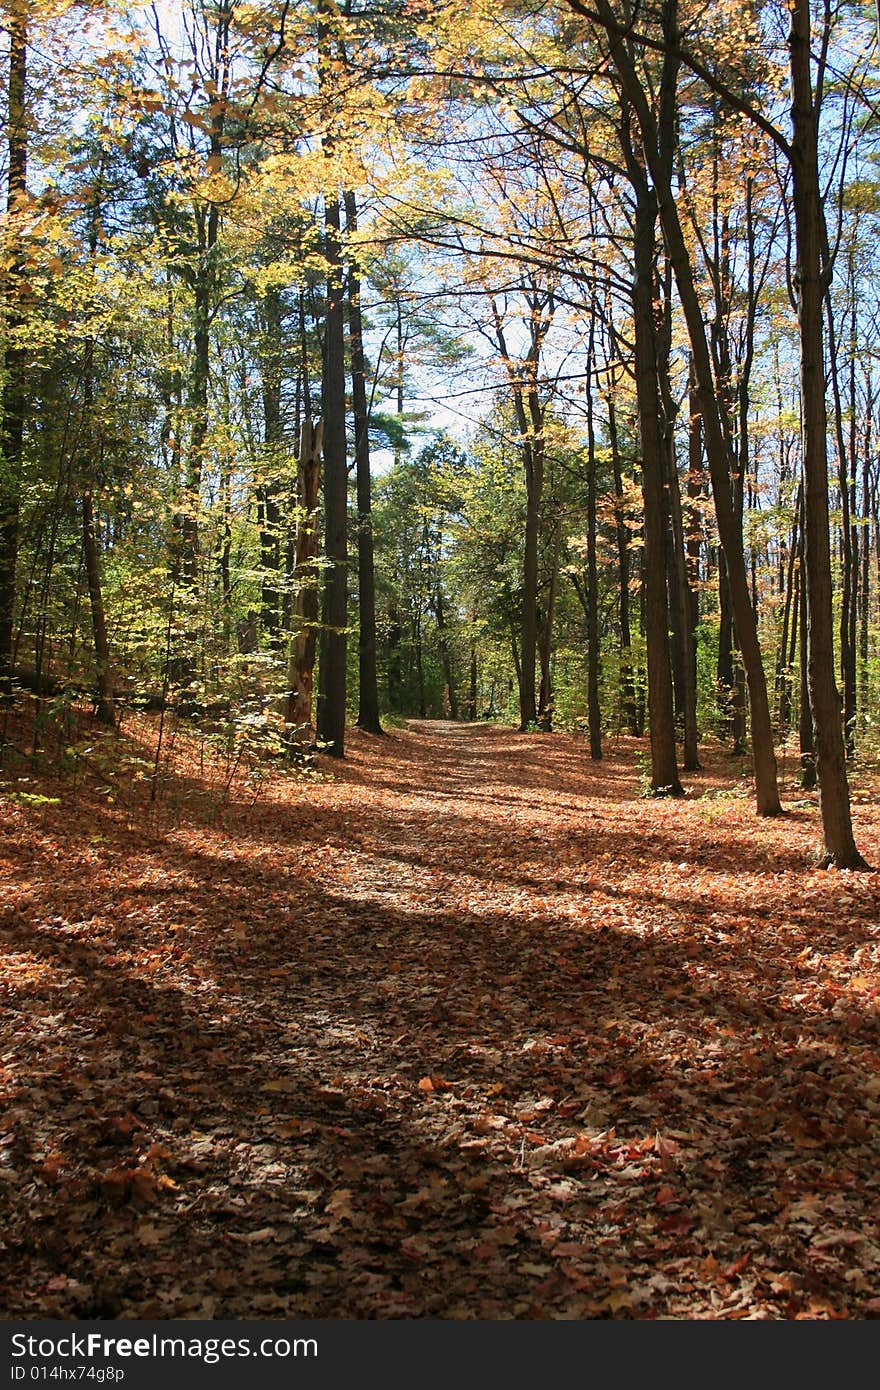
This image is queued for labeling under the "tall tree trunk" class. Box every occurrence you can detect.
[537,519,563,732]
[789,0,864,864]
[82,493,115,726]
[846,358,858,751]
[657,309,698,770]
[180,214,213,598]
[78,169,114,726]
[415,598,426,719]
[161,271,183,578]
[716,550,735,738]
[175,3,229,685]
[825,300,855,754]
[520,455,541,730]
[215,358,236,653]
[859,390,872,709]
[685,365,703,739]
[798,513,816,789]
[468,638,478,720]
[777,488,801,732]
[219,449,233,653]
[508,619,523,718]
[287,418,323,738]
[0,3,28,695]
[259,286,283,652]
[664,446,699,769]
[316,190,348,758]
[433,564,459,720]
[607,386,639,734]
[585,315,602,759]
[344,190,383,735]
[490,293,553,731]
[626,129,682,796]
[387,595,403,712]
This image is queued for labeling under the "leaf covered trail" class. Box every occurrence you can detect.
[2,719,880,1318]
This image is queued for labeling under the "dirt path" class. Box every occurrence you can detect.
[2,720,880,1318]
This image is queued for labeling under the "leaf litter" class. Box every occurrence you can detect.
[1,716,880,1319]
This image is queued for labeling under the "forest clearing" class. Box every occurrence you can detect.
[2,711,880,1321]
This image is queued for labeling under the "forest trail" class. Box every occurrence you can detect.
[2,718,880,1319]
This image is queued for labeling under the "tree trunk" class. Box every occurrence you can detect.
[537,520,563,732]
[508,619,523,719]
[491,295,552,732]
[789,0,865,865]
[181,4,228,598]
[434,573,459,720]
[181,221,212,596]
[607,386,639,734]
[777,488,801,732]
[259,286,283,652]
[415,601,426,718]
[859,397,872,710]
[468,641,478,719]
[685,367,703,738]
[344,189,383,735]
[219,449,233,653]
[316,191,348,758]
[0,4,28,695]
[82,493,115,726]
[78,176,114,728]
[287,418,323,738]
[520,466,541,730]
[825,300,855,754]
[798,516,816,790]
[585,317,602,759]
[627,141,681,796]
[387,595,403,712]
[660,362,699,770]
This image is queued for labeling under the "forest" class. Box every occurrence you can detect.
[2,0,880,1327]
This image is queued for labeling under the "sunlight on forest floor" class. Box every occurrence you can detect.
[2,707,880,1318]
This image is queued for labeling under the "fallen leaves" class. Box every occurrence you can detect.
[1,719,880,1318]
